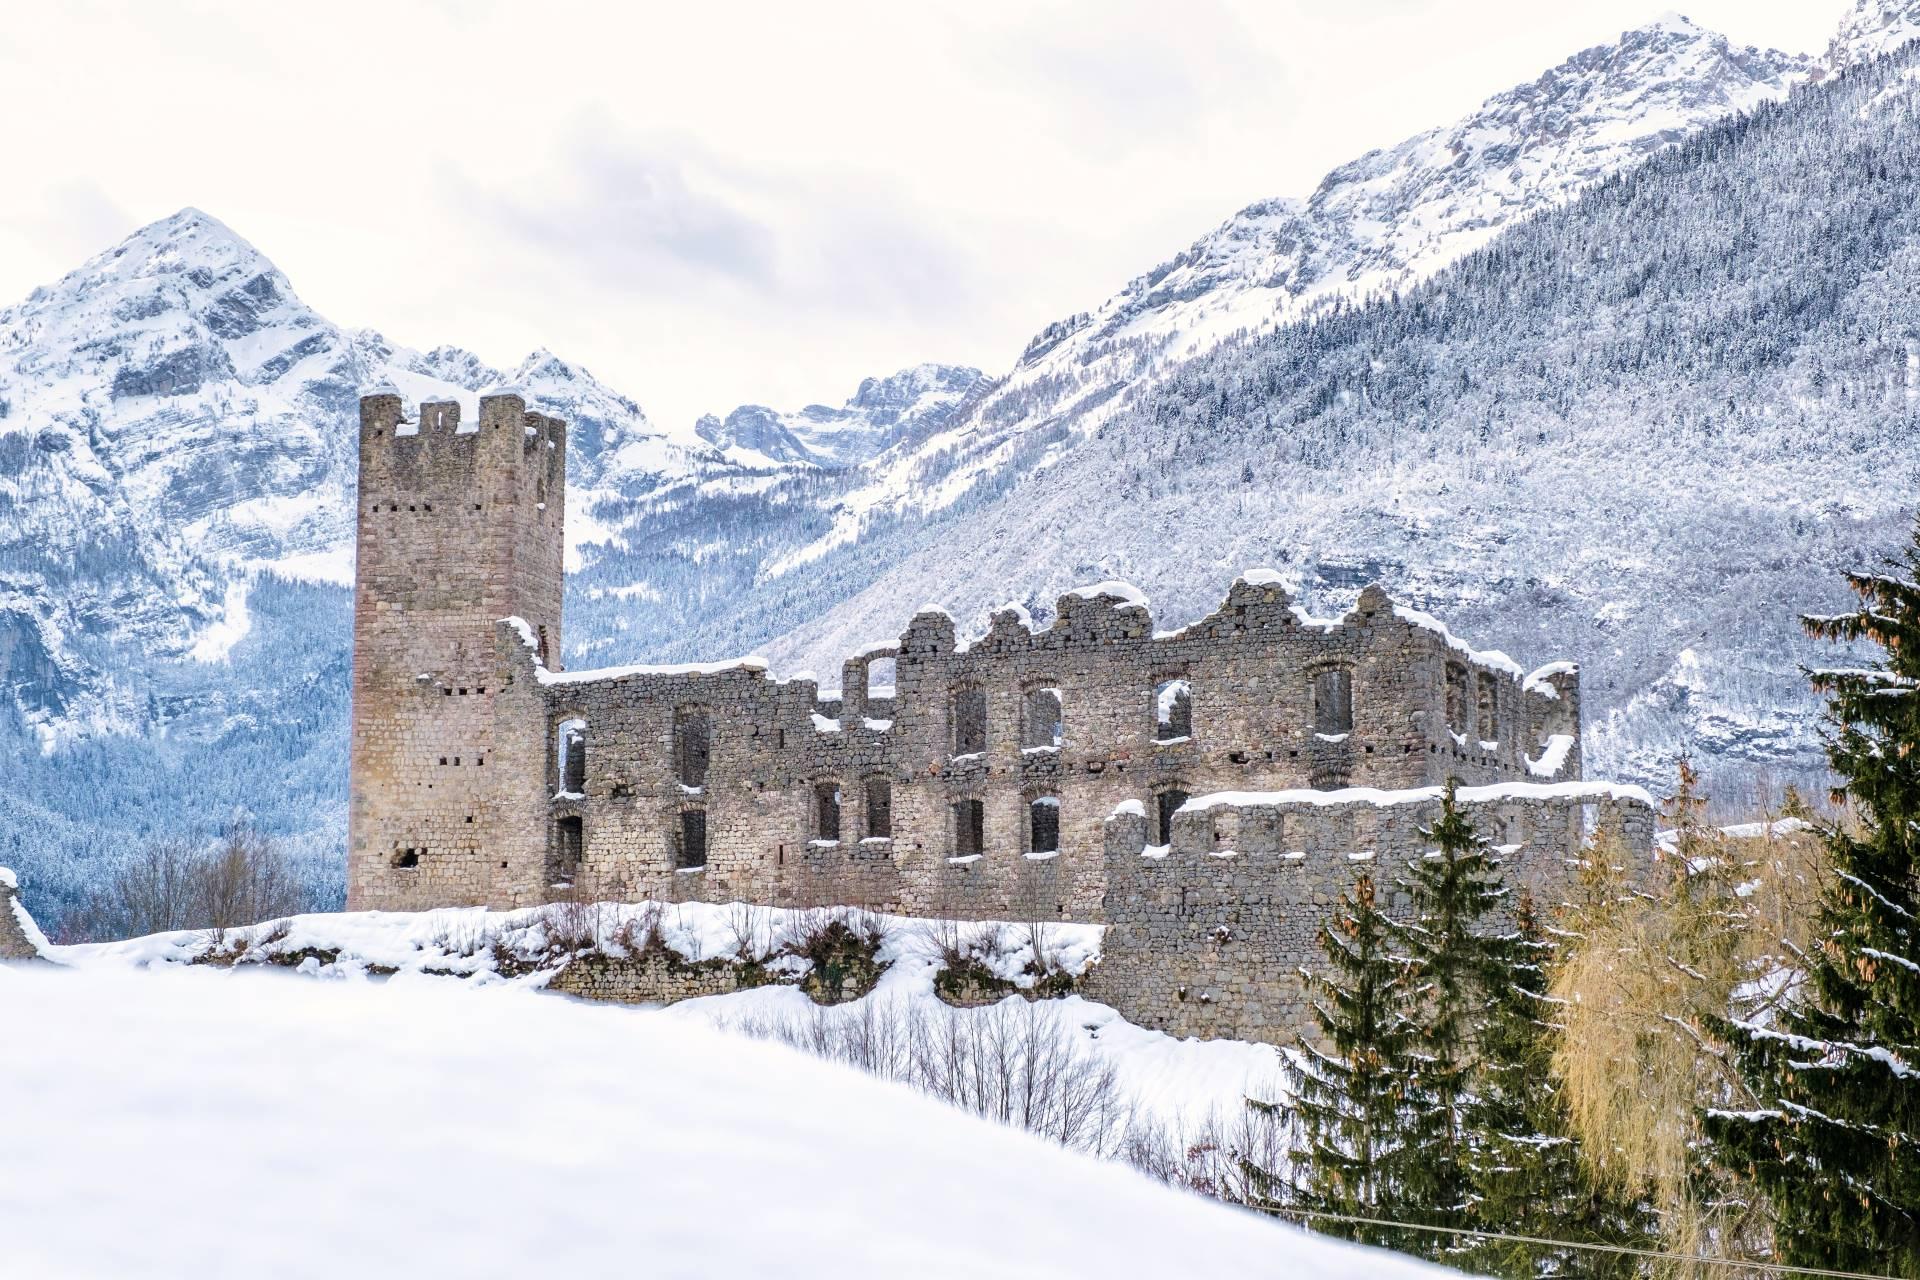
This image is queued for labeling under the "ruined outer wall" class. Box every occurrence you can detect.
[0,869,50,960]
[461,575,1583,920]
[1080,783,1657,1045]
[347,392,566,910]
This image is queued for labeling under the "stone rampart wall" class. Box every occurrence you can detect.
[1080,783,1658,1045]
[0,870,49,961]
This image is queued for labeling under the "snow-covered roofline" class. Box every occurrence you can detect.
[1392,605,1526,679]
[502,616,770,687]
[1173,779,1654,814]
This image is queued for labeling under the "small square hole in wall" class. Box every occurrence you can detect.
[439,757,448,765]
[466,816,474,824]
[444,688,452,696]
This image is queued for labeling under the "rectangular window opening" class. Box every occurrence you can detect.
[953,798,985,857]
[1029,796,1060,854]
[678,809,708,869]
[865,778,892,839]
[815,782,842,842]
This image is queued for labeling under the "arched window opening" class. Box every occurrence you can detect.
[1156,789,1190,848]
[815,782,842,843]
[864,778,893,839]
[677,809,708,869]
[552,815,583,884]
[1445,662,1470,737]
[556,718,587,795]
[1029,796,1060,854]
[953,798,985,857]
[952,685,987,756]
[1154,678,1192,742]
[675,707,712,788]
[1313,667,1354,736]
[1022,686,1064,749]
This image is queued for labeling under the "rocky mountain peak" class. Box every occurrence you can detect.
[1827,0,1920,71]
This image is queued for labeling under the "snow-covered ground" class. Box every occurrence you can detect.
[0,964,1447,1279]
[56,900,1282,1134]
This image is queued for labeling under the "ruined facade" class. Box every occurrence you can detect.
[346,392,1656,1040]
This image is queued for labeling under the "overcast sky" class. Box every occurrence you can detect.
[0,1,1853,430]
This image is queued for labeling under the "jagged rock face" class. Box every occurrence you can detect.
[694,363,985,469]
[1828,0,1920,70]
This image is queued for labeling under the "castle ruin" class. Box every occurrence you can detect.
[348,390,1656,1041]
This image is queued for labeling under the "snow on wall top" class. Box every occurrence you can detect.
[1173,779,1656,814]
[1392,605,1527,679]
[1064,580,1149,608]
[502,616,770,686]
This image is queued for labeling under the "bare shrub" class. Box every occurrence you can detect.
[428,911,491,960]
[730,995,1156,1159]
[65,823,310,941]
[196,822,306,934]
[723,902,771,962]
[538,897,608,954]
[609,901,665,958]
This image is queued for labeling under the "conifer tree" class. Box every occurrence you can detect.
[1272,872,1420,1252]
[1465,895,1655,1279]
[1705,541,1920,1273]
[1388,780,1514,1258]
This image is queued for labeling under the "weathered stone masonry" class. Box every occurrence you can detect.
[345,392,1654,1042]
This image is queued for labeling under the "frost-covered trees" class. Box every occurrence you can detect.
[1705,529,1920,1274]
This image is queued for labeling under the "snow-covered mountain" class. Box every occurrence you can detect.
[1829,0,1920,69]
[757,16,1818,579]
[695,364,987,469]
[10,3,1920,932]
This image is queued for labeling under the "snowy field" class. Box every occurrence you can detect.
[0,963,1447,1279]
[57,899,1284,1133]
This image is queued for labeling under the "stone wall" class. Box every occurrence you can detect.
[471,575,1583,922]
[1080,783,1658,1045]
[547,950,758,1004]
[0,869,48,961]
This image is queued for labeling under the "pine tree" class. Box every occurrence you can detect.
[1388,779,1514,1259]
[1465,895,1655,1279]
[1705,540,1920,1273]
[1270,872,1421,1253]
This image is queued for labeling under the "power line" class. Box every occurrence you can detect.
[1251,1203,1903,1280]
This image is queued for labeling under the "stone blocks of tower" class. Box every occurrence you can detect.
[346,389,567,911]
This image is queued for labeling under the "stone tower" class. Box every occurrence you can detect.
[346,389,567,910]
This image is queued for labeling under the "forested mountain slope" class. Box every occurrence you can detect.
[762,42,1920,790]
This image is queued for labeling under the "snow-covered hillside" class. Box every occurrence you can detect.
[0,962,1437,1279]
[787,14,1816,570]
